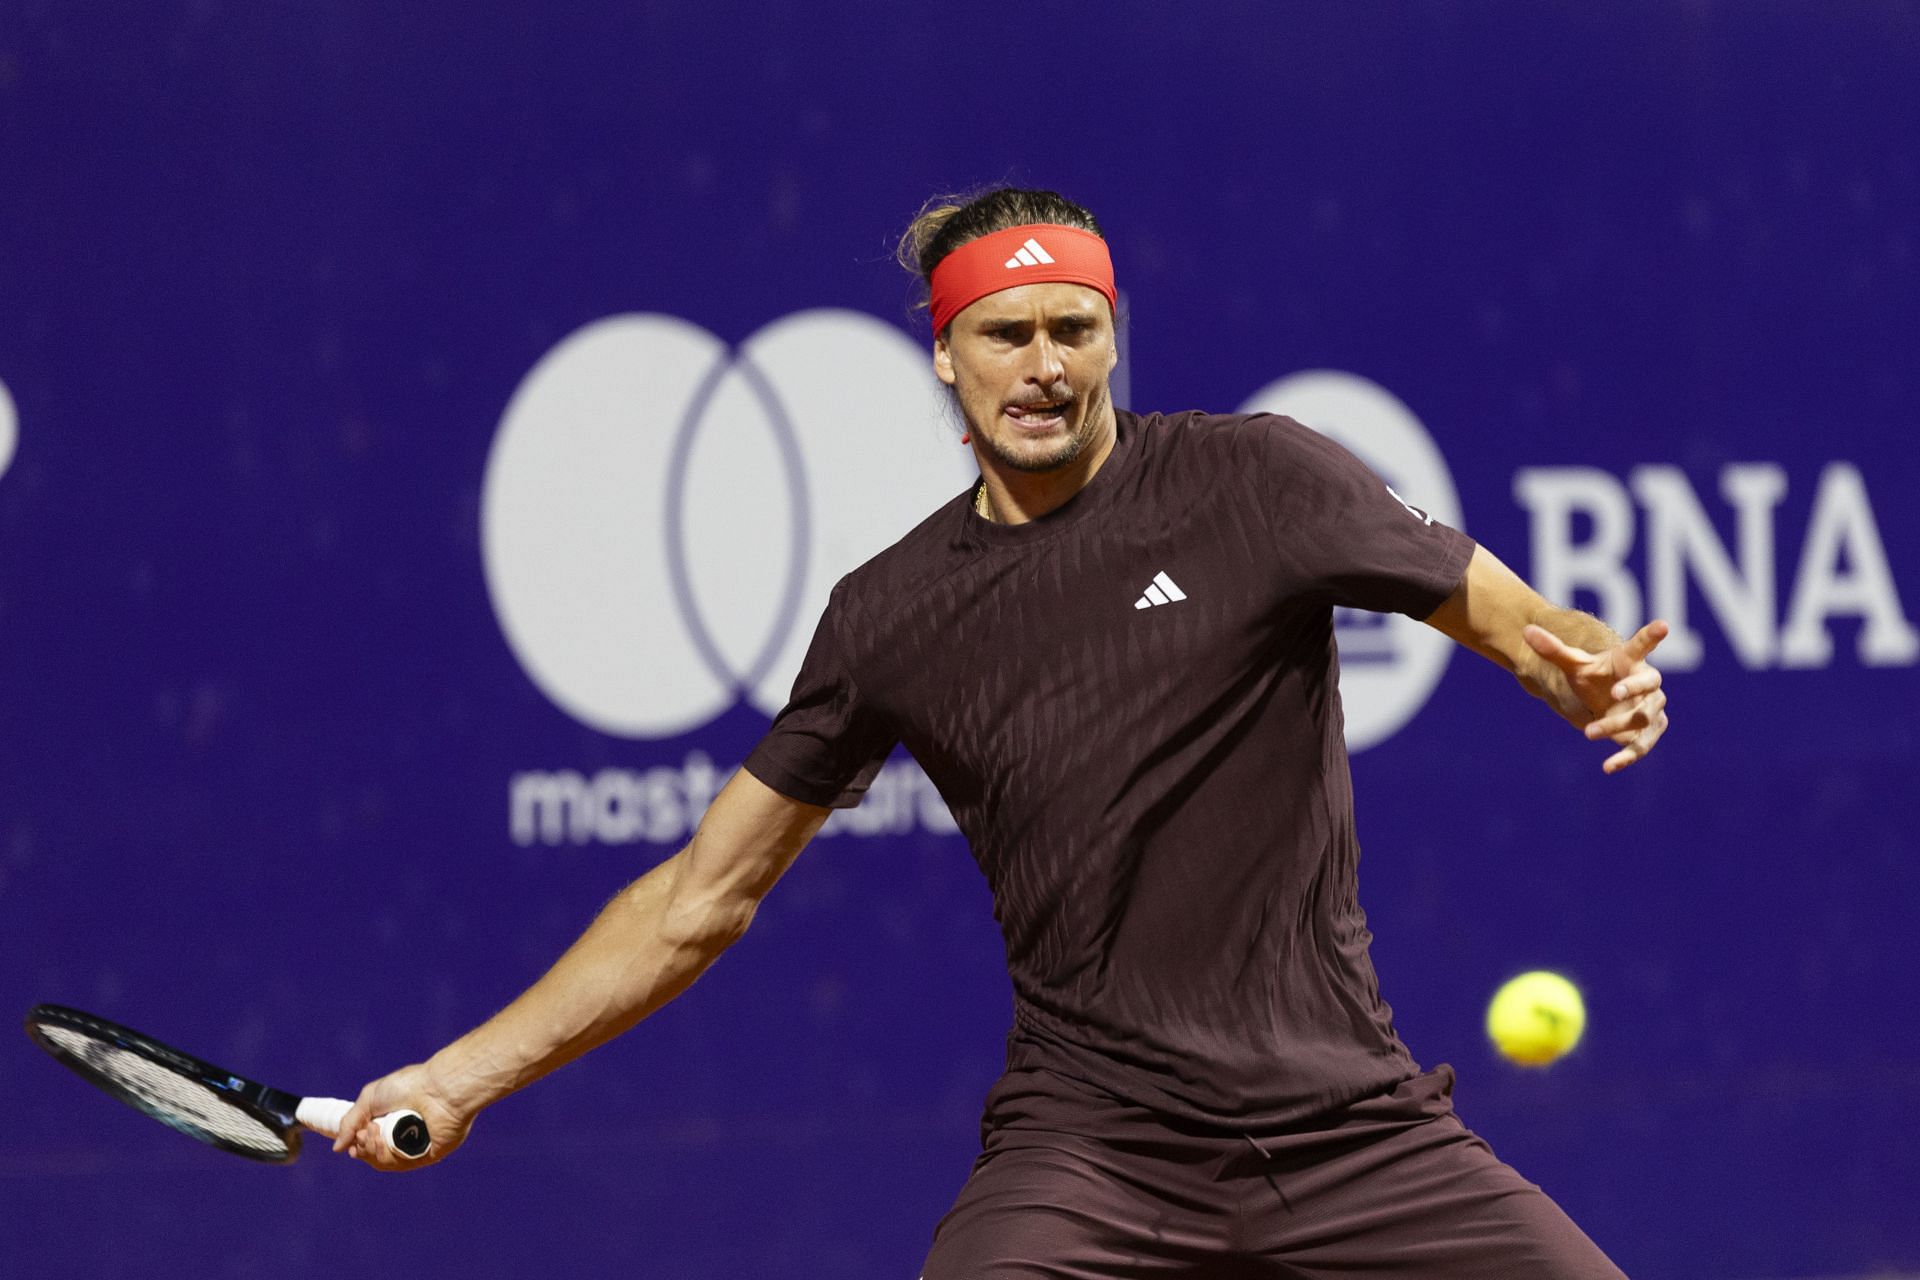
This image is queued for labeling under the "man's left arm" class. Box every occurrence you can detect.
[1424,544,1672,774]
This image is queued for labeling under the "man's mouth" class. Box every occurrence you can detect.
[1004,399,1070,430]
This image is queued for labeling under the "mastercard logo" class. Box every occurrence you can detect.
[482,310,972,741]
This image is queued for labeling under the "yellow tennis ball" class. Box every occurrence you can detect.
[1486,971,1586,1066]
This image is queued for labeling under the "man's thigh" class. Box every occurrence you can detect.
[920,1139,1251,1280]
[920,1065,1623,1279]
[1252,1112,1626,1279]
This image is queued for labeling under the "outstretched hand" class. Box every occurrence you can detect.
[1523,619,1671,774]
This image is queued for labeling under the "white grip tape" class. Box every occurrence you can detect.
[295,1096,427,1158]
[295,1096,352,1135]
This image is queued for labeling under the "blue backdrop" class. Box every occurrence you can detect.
[3,4,1916,1277]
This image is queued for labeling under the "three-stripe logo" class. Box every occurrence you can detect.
[1134,571,1187,610]
[1003,237,1056,269]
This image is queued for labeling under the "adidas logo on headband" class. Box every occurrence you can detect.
[1004,238,1056,269]
[927,223,1117,334]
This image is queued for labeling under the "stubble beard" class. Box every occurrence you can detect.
[969,379,1111,475]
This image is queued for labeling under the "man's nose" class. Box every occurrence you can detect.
[1026,333,1066,384]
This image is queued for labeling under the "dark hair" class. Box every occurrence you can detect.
[896,187,1104,327]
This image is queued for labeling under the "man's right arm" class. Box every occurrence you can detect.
[331,767,830,1168]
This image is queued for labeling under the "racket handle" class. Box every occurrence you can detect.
[296,1097,431,1160]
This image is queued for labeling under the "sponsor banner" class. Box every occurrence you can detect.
[488,332,1917,854]
[3,8,1917,1280]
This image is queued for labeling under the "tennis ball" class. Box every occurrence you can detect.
[1486,971,1586,1066]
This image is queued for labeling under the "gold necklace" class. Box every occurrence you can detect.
[974,482,993,522]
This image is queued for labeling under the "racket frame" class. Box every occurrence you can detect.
[26,1003,426,1163]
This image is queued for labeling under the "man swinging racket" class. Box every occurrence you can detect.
[338,187,1667,1277]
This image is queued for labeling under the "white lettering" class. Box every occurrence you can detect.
[1517,461,1914,672]
[511,769,590,845]
[590,768,644,843]
[640,766,685,844]
[1513,468,1642,634]
[511,754,958,847]
[1779,463,1920,667]
[1631,464,1786,670]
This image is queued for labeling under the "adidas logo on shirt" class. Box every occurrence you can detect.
[1134,571,1188,610]
[1003,237,1057,269]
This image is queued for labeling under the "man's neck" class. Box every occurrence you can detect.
[976,406,1120,526]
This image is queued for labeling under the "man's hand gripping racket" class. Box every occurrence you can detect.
[329,1059,472,1170]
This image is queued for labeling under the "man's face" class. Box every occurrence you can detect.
[934,282,1119,474]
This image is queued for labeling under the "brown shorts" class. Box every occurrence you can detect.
[920,1064,1625,1279]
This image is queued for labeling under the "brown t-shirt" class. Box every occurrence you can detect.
[744,410,1476,1129]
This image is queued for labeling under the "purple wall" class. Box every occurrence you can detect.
[2,4,1916,1276]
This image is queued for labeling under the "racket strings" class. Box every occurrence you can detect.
[35,1023,290,1158]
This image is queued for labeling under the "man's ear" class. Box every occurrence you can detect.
[933,334,956,387]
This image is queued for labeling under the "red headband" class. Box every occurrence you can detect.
[928,223,1117,335]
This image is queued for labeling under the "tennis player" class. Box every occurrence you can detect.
[338,187,1666,1277]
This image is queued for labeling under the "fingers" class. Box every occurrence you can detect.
[1583,689,1668,741]
[350,1124,406,1170]
[1608,667,1663,702]
[1523,624,1593,673]
[330,1098,372,1155]
[339,1113,408,1169]
[1582,671,1670,773]
[1601,702,1670,774]
[1622,618,1671,663]
[1529,616,1672,773]
[327,1067,456,1170]
[330,1081,413,1166]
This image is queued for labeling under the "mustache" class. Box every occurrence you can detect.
[1005,388,1075,409]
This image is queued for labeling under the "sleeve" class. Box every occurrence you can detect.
[742,580,899,809]
[1249,414,1476,619]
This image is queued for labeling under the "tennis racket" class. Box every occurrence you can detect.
[26,1003,430,1163]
